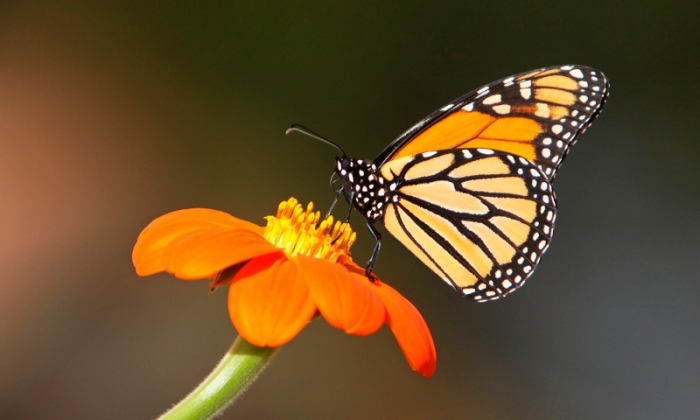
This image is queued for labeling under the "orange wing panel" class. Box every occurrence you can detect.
[390,113,541,163]
[478,117,542,141]
[534,75,579,90]
[392,111,496,160]
[534,88,577,105]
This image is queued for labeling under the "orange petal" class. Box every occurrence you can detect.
[138,208,263,239]
[163,229,281,280]
[299,256,385,336]
[133,208,268,277]
[371,281,437,378]
[228,254,316,347]
[338,255,369,276]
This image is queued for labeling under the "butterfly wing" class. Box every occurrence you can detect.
[380,148,556,301]
[374,65,609,180]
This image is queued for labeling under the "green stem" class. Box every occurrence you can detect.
[159,336,280,420]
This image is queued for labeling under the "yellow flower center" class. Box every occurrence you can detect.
[263,197,356,263]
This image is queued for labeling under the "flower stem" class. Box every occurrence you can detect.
[158,336,280,420]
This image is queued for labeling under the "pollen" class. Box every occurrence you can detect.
[263,197,356,262]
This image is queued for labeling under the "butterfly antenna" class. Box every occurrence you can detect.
[286,124,347,157]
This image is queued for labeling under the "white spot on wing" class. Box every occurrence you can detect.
[492,104,511,114]
[535,103,550,118]
[483,94,502,105]
[569,69,584,79]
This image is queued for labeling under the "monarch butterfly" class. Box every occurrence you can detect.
[288,65,609,301]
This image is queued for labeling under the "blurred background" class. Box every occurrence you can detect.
[0,1,698,419]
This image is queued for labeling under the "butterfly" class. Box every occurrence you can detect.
[288,65,609,301]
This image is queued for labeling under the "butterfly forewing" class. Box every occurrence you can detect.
[374,65,609,181]
[381,149,556,301]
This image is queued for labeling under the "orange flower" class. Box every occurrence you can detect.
[133,198,436,377]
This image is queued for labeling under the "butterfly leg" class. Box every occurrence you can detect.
[332,191,355,245]
[324,189,342,220]
[365,222,382,281]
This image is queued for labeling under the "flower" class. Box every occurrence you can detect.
[132,198,436,377]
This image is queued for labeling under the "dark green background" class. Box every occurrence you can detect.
[0,1,698,419]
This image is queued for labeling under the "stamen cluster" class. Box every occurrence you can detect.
[263,198,356,262]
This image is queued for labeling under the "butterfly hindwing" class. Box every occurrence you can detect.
[381,149,556,301]
[374,65,609,181]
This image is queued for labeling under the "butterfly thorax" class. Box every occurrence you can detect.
[335,157,392,221]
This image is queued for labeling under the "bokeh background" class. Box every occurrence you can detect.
[0,1,698,419]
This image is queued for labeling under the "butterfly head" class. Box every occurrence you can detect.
[335,157,390,221]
